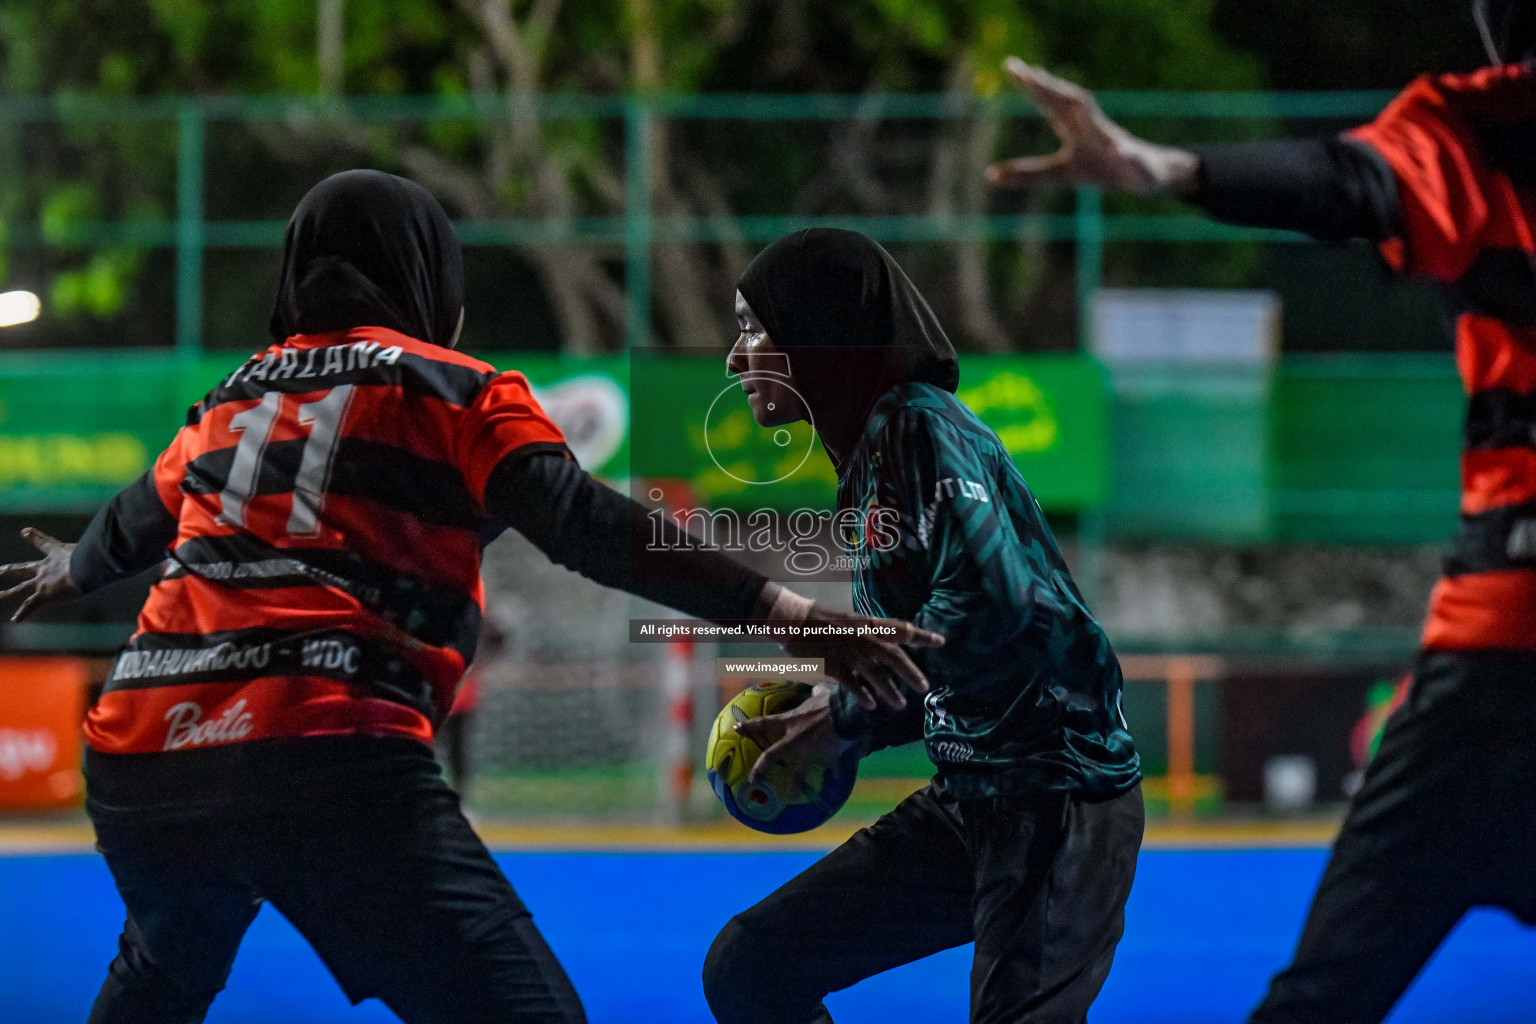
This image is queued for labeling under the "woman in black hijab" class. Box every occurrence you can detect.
[5,180,941,1024]
[707,229,1143,1024]
[269,168,466,348]
[729,226,959,466]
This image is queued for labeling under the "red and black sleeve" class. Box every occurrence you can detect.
[1347,74,1495,281]
[455,370,573,506]
[1187,74,1500,283]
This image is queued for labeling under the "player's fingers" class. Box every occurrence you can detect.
[1006,58,1100,137]
[848,662,905,711]
[11,591,41,622]
[734,715,787,748]
[747,737,793,786]
[818,655,878,709]
[1006,58,1094,113]
[869,671,908,711]
[877,618,944,649]
[1018,61,1093,102]
[0,579,34,603]
[873,642,930,695]
[833,612,938,648]
[1004,58,1072,123]
[21,527,62,554]
[985,154,1071,189]
[0,561,39,577]
[844,672,880,710]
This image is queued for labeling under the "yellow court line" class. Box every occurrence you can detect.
[0,817,1342,855]
[0,821,97,854]
[472,818,1343,850]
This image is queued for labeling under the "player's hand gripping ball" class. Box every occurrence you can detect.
[706,680,859,834]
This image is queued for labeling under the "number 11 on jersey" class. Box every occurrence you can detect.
[218,386,356,537]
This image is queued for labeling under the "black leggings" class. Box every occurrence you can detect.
[85,741,585,1024]
[1250,649,1536,1024]
[704,779,1143,1024]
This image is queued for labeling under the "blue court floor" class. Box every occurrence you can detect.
[3,848,1532,1023]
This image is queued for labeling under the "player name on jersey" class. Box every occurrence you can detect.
[224,339,405,387]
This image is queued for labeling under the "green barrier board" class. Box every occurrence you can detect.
[626,352,1108,512]
[0,349,1108,515]
[0,354,204,511]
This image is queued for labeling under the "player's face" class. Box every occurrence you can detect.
[728,291,808,428]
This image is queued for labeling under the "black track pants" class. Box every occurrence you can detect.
[704,779,1143,1024]
[84,739,586,1024]
[1250,650,1536,1024]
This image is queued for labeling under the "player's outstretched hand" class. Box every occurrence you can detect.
[784,603,943,712]
[985,57,1199,196]
[736,686,853,795]
[0,528,81,622]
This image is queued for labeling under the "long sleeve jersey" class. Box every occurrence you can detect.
[73,326,766,757]
[1192,63,1536,653]
[828,382,1140,800]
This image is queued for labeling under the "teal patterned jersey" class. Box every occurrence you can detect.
[829,382,1140,799]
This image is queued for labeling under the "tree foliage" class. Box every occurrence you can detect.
[0,0,1262,353]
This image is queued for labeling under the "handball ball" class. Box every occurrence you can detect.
[706,680,859,835]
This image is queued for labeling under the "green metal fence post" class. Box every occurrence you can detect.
[175,102,205,358]
[624,97,653,349]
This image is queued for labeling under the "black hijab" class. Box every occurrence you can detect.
[270,170,464,347]
[1477,0,1536,63]
[736,228,959,463]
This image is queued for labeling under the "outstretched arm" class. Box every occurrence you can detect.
[484,451,942,712]
[0,529,81,622]
[71,469,182,593]
[0,466,182,622]
[986,58,1401,243]
[462,370,940,712]
[985,58,1201,196]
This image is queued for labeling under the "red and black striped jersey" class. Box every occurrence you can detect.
[84,326,568,755]
[1349,64,1536,651]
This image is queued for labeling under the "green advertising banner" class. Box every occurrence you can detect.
[625,352,1108,512]
[0,354,192,512]
[509,355,631,482]
[0,349,1106,514]
[957,356,1110,510]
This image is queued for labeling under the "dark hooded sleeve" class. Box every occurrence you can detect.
[70,435,187,594]
[483,452,769,624]
[1188,136,1401,242]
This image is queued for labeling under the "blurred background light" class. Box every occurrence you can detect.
[0,291,41,328]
